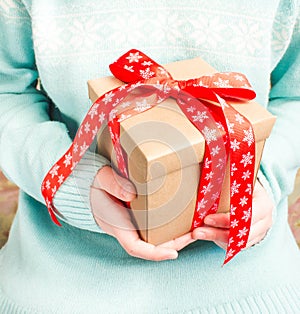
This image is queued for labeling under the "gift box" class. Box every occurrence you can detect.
[88,56,276,245]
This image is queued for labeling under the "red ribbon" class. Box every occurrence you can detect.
[42,49,256,264]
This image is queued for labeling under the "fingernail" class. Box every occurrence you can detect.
[205,218,216,226]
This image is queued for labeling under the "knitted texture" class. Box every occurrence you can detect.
[0,1,300,312]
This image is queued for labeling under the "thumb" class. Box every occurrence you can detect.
[93,166,136,201]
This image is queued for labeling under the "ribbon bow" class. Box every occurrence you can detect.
[42,49,256,264]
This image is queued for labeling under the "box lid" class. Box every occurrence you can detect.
[89,57,276,183]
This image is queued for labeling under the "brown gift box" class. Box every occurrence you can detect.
[88,57,276,245]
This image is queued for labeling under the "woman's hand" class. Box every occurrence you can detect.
[192,180,274,250]
[90,166,196,261]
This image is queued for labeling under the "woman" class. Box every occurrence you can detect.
[0,0,299,312]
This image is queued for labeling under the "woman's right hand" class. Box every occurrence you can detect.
[90,166,196,261]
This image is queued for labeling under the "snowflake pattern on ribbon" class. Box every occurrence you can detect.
[41,49,256,265]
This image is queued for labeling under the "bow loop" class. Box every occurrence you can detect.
[110,49,172,83]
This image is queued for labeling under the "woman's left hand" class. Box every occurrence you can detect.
[192,180,274,250]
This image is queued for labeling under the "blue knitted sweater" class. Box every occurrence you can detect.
[0,1,300,313]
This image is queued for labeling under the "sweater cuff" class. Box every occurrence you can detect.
[53,151,110,233]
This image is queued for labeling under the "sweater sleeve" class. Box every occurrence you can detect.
[260,5,300,206]
[0,2,108,232]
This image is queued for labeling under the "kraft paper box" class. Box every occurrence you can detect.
[88,57,276,245]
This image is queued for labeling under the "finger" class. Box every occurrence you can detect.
[91,188,134,230]
[159,232,196,251]
[204,213,230,228]
[94,166,136,201]
[116,228,178,261]
[245,217,272,248]
[251,181,274,224]
[91,189,179,261]
[192,226,229,243]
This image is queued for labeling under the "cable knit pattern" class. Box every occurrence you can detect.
[0,1,300,313]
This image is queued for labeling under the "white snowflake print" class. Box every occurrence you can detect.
[242,170,251,180]
[153,82,164,91]
[79,142,89,156]
[102,91,115,105]
[213,78,232,88]
[118,113,132,122]
[243,127,254,147]
[230,205,237,216]
[228,237,234,247]
[235,113,245,124]
[88,104,99,119]
[99,112,106,124]
[134,99,151,112]
[197,199,208,211]
[192,110,209,123]
[199,211,207,220]
[162,84,171,94]
[205,171,214,180]
[193,220,201,228]
[216,158,226,169]
[126,51,143,63]
[92,127,98,138]
[237,227,248,239]
[112,98,121,107]
[230,139,240,151]
[245,183,252,195]
[237,240,245,247]
[187,106,196,113]
[58,174,65,185]
[204,157,212,169]
[189,16,227,50]
[128,82,143,92]
[211,145,221,156]
[231,219,239,228]
[193,80,209,88]
[240,152,254,167]
[201,182,214,195]
[51,185,57,197]
[203,126,217,144]
[45,198,52,209]
[142,61,153,66]
[239,196,248,207]
[140,67,155,79]
[216,122,225,131]
[109,109,118,121]
[231,180,241,197]
[124,65,134,72]
[226,248,236,259]
[45,180,51,190]
[234,74,245,82]
[211,192,220,201]
[118,85,127,91]
[231,163,238,176]
[226,118,235,134]
[73,143,79,153]
[242,208,251,222]
[121,101,132,108]
[230,21,265,55]
[63,153,72,167]
[49,164,60,178]
[84,122,90,134]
